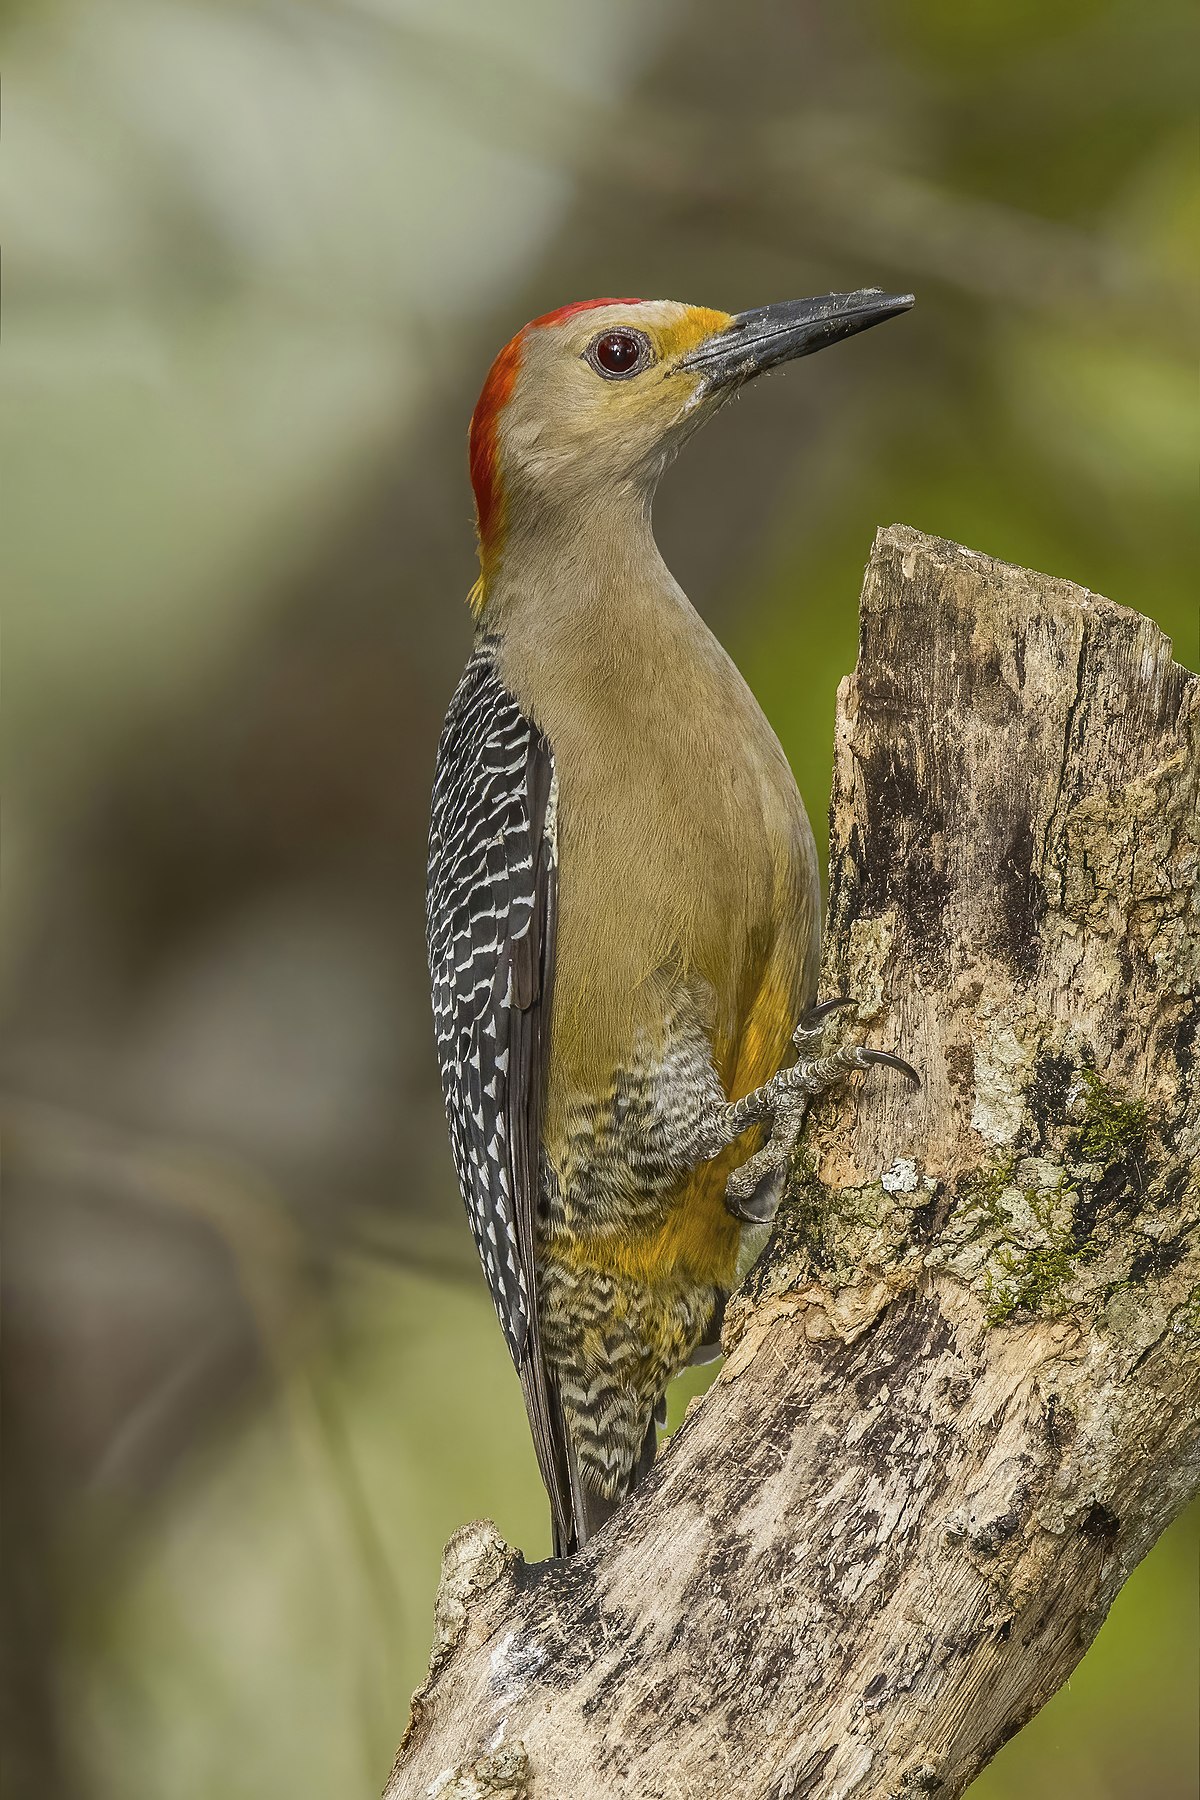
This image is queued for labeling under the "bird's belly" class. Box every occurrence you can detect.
[540,1003,749,1291]
[535,1038,762,1502]
[536,1007,763,1502]
[545,1008,720,1227]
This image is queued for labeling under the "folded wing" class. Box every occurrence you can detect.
[427,643,575,1552]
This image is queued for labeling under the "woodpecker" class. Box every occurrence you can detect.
[427,291,916,1555]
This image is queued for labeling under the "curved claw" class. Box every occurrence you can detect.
[799,995,858,1028]
[857,1048,922,1088]
[725,1159,788,1224]
[794,996,859,1049]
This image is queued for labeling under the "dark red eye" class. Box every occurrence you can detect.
[588,330,649,378]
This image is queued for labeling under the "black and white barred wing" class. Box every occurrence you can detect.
[426,645,571,1542]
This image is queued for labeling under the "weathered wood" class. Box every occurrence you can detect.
[387,527,1199,1800]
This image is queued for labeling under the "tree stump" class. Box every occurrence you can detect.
[387,526,1199,1800]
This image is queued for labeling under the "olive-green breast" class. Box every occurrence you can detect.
[496,560,819,1199]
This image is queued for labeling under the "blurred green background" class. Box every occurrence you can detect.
[4,0,1197,1795]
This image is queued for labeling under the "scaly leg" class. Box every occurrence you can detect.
[693,998,919,1226]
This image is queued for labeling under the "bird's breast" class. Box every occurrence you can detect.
[495,581,819,1257]
[544,666,814,1084]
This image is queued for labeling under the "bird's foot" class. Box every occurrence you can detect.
[723,1092,808,1224]
[720,997,919,1226]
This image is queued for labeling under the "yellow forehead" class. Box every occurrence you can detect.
[653,306,733,359]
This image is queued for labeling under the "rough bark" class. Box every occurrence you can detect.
[387,527,1199,1800]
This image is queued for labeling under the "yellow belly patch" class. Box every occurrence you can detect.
[548,1137,752,1291]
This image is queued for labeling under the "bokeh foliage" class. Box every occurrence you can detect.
[3,0,1196,1795]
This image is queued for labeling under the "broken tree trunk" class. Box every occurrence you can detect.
[387,527,1199,1800]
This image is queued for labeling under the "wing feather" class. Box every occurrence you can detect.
[427,643,574,1551]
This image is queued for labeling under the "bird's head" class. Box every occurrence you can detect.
[468,291,913,598]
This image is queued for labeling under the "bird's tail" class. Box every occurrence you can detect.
[556,1408,659,1557]
[549,1292,726,1553]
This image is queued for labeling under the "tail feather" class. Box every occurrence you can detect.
[556,1407,660,1556]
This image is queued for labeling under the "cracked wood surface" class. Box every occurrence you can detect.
[387,526,1199,1800]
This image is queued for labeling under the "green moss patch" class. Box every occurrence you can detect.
[1075,1067,1150,1166]
[961,1069,1157,1325]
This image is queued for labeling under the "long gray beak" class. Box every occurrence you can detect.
[678,289,914,386]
